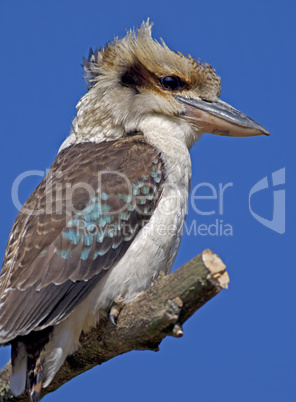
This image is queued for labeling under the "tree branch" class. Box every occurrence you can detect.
[0,249,229,401]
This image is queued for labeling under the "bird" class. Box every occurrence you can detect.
[0,20,269,401]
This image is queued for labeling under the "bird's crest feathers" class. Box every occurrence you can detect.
[83,19,221,98]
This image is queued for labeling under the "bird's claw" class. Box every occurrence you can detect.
[109,301,125,326]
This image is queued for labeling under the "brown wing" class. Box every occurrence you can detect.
[0,136,165,343]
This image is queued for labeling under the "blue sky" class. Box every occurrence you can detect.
[0,1,295,401]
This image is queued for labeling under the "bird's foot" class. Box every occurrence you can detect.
[150,270,166,288]
[157,270,166,279]
[109,301,125,326]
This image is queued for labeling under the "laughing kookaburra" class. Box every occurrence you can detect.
[0,21,269,401]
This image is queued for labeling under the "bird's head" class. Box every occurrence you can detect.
[69,20,269,148]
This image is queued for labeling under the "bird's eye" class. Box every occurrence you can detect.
[160,76,180,91]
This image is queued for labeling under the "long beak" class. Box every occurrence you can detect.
[175,96,270,137]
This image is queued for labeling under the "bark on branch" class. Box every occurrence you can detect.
[0,249,229,401]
